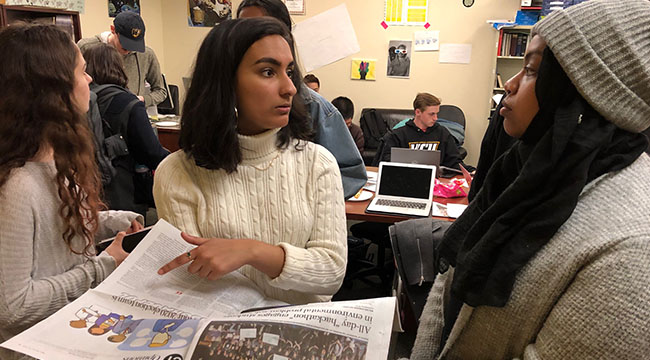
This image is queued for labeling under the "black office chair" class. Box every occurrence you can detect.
[438,105,467,160]
[157,74,179,116]
[345,222,394,295]
[389,218,451,329]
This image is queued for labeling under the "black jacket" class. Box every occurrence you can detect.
[380,119,462,169]
[101,90,170,215]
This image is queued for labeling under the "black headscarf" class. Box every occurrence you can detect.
[437,47,648,312]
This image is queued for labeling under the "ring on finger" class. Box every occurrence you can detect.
[186,251,192,260]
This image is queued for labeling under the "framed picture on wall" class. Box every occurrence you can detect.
[108,0,141,17]
[350,59,376,81]
[387,40,411,78]
[283,0,305,15]
[188,0,232,27]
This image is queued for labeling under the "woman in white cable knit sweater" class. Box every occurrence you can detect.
[153,17,347,304]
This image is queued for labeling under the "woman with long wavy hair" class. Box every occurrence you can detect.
[0,24,142,357]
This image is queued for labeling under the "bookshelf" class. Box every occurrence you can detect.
[0,5,81,42]
[491,25,533,111]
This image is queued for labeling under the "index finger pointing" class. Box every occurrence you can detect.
[158,251,193,275]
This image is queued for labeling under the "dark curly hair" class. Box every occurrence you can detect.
[180,17,312,172]
[0,24,103,256]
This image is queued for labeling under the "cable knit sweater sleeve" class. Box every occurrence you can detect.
[269,146,348,295]
[153,153,204,238]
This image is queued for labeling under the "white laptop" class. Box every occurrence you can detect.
[365,162,436,217]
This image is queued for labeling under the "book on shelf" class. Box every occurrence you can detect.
[499,31,529,57]
[496,73,504,88]
[497,30,504,56]
[1,220,397,360]
[510,33,519,57]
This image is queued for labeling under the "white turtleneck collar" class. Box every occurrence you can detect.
[237,128,283,166]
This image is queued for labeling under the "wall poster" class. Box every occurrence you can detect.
[188,0,232,27]
[350,59,376,81]
[387,40,411,78]
[108,0,140,17]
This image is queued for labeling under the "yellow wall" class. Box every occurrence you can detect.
[79,0,522,165]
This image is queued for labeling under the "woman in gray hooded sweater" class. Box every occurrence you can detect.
[408,0,650,359]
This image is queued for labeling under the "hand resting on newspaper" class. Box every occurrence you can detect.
[157,232,286,281]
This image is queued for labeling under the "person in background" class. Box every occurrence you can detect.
[303,74,320,93]
[379,92,461,170]
[77,11,166,107]
[237,0,367,200]
[154,17,347,305]
[332,96,364,154]
[0,24,142,359]
[408,1,650,358]
[82,43,170,219]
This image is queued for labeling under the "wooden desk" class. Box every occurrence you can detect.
[345,167,469,223]
[153,119,181,153]
[157,126,180,153]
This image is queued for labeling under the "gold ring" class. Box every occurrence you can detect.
[186,251,192,259]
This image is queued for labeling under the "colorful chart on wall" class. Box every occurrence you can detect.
[350,59,376,81]
[384,0,428,26]
[187,0,232,27]
[387,40,412,78]
[108,0,140,17]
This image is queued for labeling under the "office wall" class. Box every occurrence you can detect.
[286,0,521,165]
[81,0,523,165]
[78,0,166,69]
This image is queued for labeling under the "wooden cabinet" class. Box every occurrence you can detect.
[0,5,81,41]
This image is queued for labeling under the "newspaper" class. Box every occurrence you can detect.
[1,220,396,360]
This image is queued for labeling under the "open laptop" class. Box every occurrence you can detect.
[365,162,436,217]
[391,148,441,177]
[391,148,441,166]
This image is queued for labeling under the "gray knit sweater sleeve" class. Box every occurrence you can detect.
[525,237,650,359]
[0,163,117,342]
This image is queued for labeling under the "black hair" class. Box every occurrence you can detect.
[331,96,354,120]
[180,17,311,173]
[303,74,320,87]
[388,46,396,61]
[236,0,292,28]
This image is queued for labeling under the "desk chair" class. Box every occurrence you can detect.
[345,222,394,295]
[438,105,467,160]
[157,74,179,115]
[389,218,451,330]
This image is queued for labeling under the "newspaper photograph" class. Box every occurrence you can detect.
[1,220,396,360]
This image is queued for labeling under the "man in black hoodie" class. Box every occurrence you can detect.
[379,92,462,169]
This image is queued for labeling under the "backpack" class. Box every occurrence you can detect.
[87,84,140,186]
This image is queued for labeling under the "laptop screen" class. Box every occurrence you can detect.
[378,164,433,199]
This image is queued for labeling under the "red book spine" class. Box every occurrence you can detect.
[497,29,504,56]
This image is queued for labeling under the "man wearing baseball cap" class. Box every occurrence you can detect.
[78,11,166,107]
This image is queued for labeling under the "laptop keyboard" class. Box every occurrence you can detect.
[376,199,426,209]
